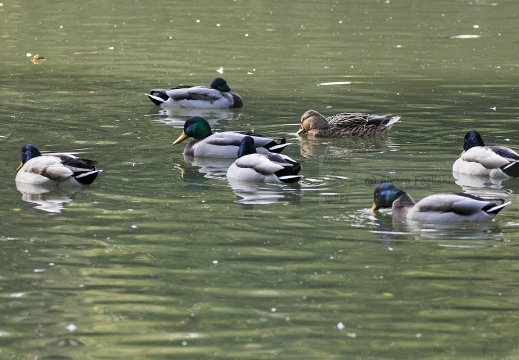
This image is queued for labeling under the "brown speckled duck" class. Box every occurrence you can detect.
[297,109,400,137]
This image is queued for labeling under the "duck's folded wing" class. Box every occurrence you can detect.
[234,154,285,175]
[435,193,507,216]
[449,195,497,216]
[57,154,97,169]
[461,147,510,169]
[206,132,245,146]
[207,132,287,148]
[490,146,519,161]
[413,194,483,216]
[41,164,75,182]
[165,86,221,101]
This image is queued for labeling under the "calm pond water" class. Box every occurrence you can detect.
[2,0,519,359]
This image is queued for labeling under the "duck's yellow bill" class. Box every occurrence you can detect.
[173,131,188,145]
[460,150,465,156]
[16,162,23,172]
[296,127,307,135]
[371,203,378,211]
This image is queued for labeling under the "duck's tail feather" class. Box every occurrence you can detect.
[264,138,290,153]
[385,116,401,128]
[268,142,292,152]
[145,94,165,106]
[74,170,103,185]
[278,175,303,183]
[484,200,511,215]
[146,89,171,106]
[274,157,302,183]
[500,161,519,177]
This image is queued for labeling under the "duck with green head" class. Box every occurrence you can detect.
[173,117,290,158]
[371,183,510,222]
[16,144,102,186]
[146,78,243,109]
[297,110,400,137]
[226,136,302,183]
[453,130,519,178]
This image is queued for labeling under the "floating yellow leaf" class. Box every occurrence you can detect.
[31,54,46,64]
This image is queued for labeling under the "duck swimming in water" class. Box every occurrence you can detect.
[146,78,243,109]
[297,109,400,137]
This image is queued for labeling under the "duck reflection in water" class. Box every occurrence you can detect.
[370,209,506,242]
[16,182,80,213]
[298,135,398,159]
[150,107,242,128]
[453,170,519,200]
[181,155,235,181]
[227,177,302,207]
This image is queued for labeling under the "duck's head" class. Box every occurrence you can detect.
[371,183,406,210]
[237,136,257,158]
[463,130,485,151]
[173,117,213,145]
[210,78,231,93]
[297,110,329,135]
[17,144,42,171]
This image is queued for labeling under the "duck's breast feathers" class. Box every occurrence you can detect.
[452,157,514,178]
[230,92,243,108]
[16,156,75,184]
[452,157,493,176]
[461,146,512,169]
[186,138,242,158]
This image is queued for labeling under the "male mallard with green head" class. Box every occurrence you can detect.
[453,130,519,178]
[371,183,510,222]
[16,144,102,186]
[173,117,290,158]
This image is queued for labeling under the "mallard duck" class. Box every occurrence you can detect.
[297,109,400,137]
[173,117,290,158]
[371,183,510,221]
[227,136,302,183]
[146,78,243,109]
[15,144,102,186]
[452,130,519,178]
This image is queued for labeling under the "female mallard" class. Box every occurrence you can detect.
[371,183,510,222]
[146,78,243,109]
[16,144,102,186]
[452,130,519,178]
[173,117,290,158]
[227,136,302,183]
[297,109,400,137]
